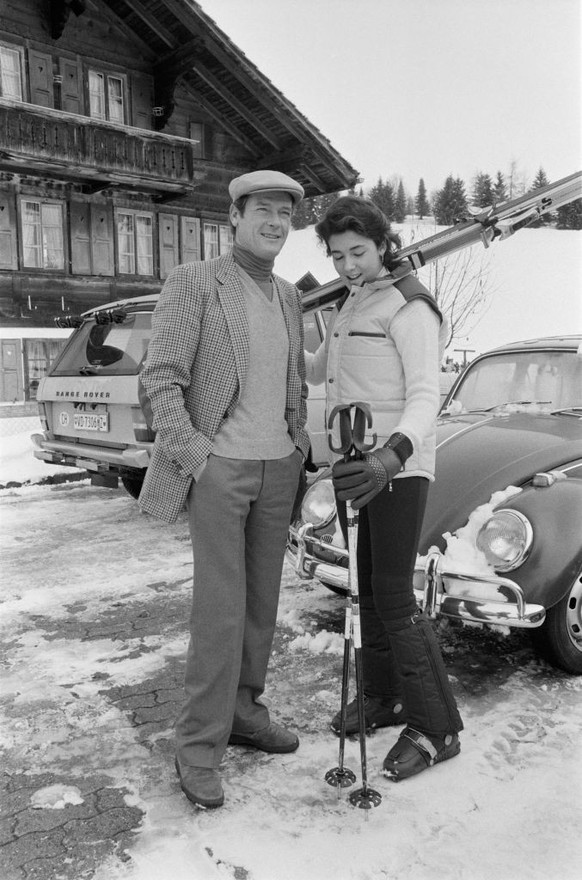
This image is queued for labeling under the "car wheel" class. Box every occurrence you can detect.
[120,470,145,500]
[532,567,582,674]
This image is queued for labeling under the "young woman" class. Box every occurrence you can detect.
[306,196,463,780]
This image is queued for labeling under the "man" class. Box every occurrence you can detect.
[139,170,310,809]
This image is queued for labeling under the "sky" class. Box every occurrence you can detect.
[199,0,582,197]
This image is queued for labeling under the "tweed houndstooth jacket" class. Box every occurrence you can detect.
[138,251,310,522]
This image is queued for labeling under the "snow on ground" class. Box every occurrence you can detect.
[1,436,582,880]
[0,416,83,485]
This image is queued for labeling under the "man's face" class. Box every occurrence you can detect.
[229,191,293,259]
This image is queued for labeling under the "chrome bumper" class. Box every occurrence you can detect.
[31,434,150,472]
[287,523,546,629]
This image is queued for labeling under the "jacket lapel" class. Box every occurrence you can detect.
[274,278,295,348]
[216,255,249,386]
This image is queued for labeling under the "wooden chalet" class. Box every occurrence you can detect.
[0,0,358,412]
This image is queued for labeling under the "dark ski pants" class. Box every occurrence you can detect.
[337,476,463,737]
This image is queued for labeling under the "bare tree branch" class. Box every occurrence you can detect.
[402,224,495,352]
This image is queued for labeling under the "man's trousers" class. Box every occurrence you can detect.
[175,452,301,769]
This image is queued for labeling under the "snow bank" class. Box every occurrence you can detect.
[0,417,83,485]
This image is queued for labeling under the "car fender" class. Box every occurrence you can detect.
[497,478,582,609]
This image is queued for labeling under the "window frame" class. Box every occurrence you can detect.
[88,68,126,124]
[203,222,232,260]
[0,42,24,101]
[20,198,66,271]
[189,122,205,159]
[116,208,154,276]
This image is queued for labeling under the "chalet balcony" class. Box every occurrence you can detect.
[0,100,206,197]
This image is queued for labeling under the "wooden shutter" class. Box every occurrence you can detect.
[91,204,114,276]
[0,191,17,269]
[131,73,153,130]
[70,202,92,274]
[28,50,53,108]
[159,213,179,279]
[0,340,22,403]
[180,216,201,263]
[60,58,83,114]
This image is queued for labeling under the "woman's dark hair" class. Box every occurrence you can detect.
[315,196,403,271]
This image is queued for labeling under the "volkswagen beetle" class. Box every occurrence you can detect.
[287,335,582,675]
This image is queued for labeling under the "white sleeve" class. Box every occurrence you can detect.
[389,299,441,450]
[304,340,327,385]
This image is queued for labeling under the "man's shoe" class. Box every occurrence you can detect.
[228,722,299,753]
[382,726,460,782]
[175,757,224,809]
[331,695,406,736]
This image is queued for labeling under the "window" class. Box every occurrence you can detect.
[24,339,66,400]
[89,70,125,123]
[21,201,65,270]
[0,44,23,100]
[303,314,323,353]
[50,313,152,377]
[203,223,232,259]
[190,122,205,159]
[219,225,232,253]
[450,350,582,413]
[117,211,153,275]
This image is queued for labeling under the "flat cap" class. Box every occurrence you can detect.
[229,170,304,206]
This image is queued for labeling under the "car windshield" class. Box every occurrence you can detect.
[50,312,152,376]
[446,349,582,413]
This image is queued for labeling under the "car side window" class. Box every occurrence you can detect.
[303,313,322,353]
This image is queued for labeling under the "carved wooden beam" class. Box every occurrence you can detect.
[49,0,86,40]
[120,0,176,48]
[179,81,261,158]
[191,62,281,150]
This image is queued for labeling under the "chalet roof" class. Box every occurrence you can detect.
[100,0,359,198]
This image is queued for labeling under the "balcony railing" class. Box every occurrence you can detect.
[0,100,202,194]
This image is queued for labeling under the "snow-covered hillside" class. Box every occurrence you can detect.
[275,222,582,356]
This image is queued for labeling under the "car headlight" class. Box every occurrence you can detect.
[476,509,533,572]
[301,479,336,528]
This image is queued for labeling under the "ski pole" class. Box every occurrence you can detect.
[326,403,382,811]
[325,405,357,796]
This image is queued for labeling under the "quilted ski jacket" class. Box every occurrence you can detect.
[306,269,447,480]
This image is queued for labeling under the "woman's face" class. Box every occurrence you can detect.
[327,231,385,287]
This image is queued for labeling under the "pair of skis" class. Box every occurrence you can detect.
[301,170,582,313]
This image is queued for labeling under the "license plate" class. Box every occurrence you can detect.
[73,413,109,432]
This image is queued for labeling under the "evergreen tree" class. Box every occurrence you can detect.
[493,171,507,204]
[291,196,318,230]
[394,179,407,222]
[291,192,340,229]
[556,198,582,230]
[415,178,429,219]
[531,167,550,190]
[471,172,494,208]
[529,167,552,225]
[434,176,468,225]
[368,177,395,220]
[315,191,339,219]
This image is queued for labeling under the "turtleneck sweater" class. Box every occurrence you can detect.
[232,241,274,298]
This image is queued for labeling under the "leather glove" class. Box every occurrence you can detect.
[332,447,402,509]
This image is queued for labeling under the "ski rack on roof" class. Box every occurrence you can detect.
[301,169,582,313]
